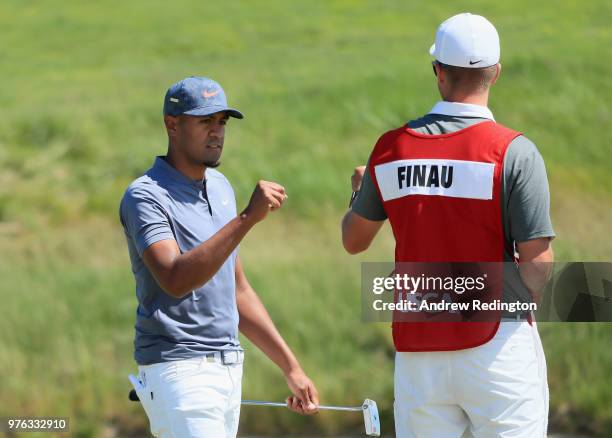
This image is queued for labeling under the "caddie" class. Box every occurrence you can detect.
[341,13,554,437]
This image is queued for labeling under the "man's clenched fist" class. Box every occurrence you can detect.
[241,180,287,223]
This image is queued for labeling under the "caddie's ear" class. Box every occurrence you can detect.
[491,63,502,86]
[164,115,179,137]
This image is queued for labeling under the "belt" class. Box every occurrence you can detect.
[201,350,244,365]
[501,311,531,322]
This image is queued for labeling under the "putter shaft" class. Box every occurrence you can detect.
[241,400,362,412]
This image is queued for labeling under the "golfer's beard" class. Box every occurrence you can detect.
[204,159,221,168]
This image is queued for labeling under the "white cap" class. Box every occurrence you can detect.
[429,13,500,68]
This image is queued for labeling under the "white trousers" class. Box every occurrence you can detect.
[134,357,243,438]
[394,321,549,438]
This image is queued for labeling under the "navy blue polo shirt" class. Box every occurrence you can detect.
[120,156,241,365]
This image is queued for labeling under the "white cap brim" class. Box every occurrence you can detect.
[429,43,436,56]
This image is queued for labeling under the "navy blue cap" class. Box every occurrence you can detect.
[163,77,244,119]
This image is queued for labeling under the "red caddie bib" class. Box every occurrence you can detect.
[368,120,521,351]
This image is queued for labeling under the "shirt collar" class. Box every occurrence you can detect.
[428,101,495,121]
[152,156,205,187]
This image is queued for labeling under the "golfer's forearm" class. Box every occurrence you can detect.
[166,214,257,297]
[237,289,301,375]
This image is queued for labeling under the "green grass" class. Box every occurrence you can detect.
[0,0,610,436]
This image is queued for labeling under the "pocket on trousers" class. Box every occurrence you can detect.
[130,372,162,436]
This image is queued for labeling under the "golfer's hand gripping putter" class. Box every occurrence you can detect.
[129,376,381,437]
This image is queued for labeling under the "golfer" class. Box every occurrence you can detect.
[120,76,319,437]
[342,13,554,437]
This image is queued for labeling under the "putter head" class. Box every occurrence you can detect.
[362,399,380,437]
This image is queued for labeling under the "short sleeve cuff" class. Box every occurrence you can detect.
[135,227,176,257]
[514,230,556,243]
[351,202,387,221]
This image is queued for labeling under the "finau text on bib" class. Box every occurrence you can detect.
[374,159,494,201]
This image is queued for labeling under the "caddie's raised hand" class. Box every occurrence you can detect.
[241,180,287,223]
[351,166,366,192]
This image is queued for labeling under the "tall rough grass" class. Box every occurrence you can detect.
[0,0,610,435]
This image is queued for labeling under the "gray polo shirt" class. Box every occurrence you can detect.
[120,156,241,365]
[353,102,555,310]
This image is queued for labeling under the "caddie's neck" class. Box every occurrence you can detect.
[165,144,207,182]
[440,88,491,107]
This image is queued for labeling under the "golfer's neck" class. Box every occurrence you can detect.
[166,148,206,181]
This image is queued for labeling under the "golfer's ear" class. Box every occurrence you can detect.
[164,115,179,137]
[435,63,445,83]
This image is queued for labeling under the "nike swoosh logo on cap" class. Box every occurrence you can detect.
[202,89,220,99]
[469,60,482,65]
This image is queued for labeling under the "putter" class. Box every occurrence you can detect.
[242,399,380,437]
[128,375,380,436]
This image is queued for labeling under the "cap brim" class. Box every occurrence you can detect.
[429,43,436,56]
[183,105,244,119]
